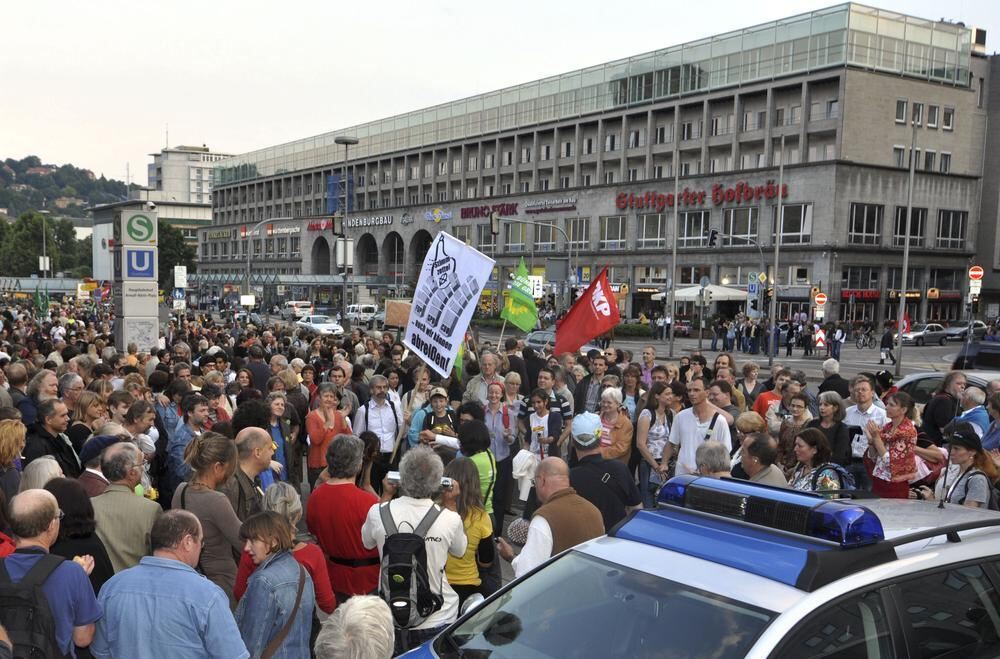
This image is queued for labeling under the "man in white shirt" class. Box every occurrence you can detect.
[354,375,401,489]
[664,376,732,475]
[362,447,466,651]
[843,374,887,491]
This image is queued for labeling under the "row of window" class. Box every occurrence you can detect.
[891,146,951,173]
[848,203,967,249]
[895,99,955,130]
[201,237,301,260]
[843,264,965,290]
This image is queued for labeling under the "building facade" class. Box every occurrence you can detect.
[199,3,990,324]
[147,145,231,205]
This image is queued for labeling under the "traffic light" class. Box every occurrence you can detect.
[708,229,719,247]
[704,289,713,304]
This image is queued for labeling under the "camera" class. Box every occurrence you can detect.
[386,471,453,490]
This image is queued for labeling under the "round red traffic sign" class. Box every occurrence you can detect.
[969,265,985,280]
[814,292,828,306]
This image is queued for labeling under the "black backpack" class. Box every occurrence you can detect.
[0,553,67,659]
[378,503,444,629]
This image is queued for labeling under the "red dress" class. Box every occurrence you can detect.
[867,418,917,499]
[234,542,336,614]
[305,482,380,597]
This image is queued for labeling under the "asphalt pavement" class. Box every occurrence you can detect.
[471,327,960,383]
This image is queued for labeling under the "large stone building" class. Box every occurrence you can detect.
[198,3,992,324]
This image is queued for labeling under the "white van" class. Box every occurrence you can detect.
[346,304,378,325]
[284,300,314,320]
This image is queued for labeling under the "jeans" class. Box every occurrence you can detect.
[847,460,872,491]
[638,461,659,508]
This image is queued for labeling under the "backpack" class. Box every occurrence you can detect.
[811,463,857,491]
[0,553,67,659]
[964,471,1000,511]
[378,502,444,629]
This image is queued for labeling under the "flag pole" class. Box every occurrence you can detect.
[497,318,507,352]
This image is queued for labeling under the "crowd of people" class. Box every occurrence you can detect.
[0,301,997,657]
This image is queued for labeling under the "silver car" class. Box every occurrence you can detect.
[898,322,947,346]
[944,320,988,341]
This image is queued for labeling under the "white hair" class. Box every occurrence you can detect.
[600,387,623,406]
[314,595,394,659]
[19,457,62,492]
[399,446,444,499]
[964,387,986,406]
[822,358,839,377]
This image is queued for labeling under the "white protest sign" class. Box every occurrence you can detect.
[405,232,495,378]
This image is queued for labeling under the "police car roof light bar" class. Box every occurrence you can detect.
[658,476,885,548]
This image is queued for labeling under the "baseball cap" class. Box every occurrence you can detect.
[571,412,603,448]
[78,435,124,467]
[429,387,448,400]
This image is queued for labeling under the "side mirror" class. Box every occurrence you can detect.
[460,593,486,617]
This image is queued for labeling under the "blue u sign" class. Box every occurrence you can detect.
[125,248,156,279]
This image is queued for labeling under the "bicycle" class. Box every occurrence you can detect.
[856,330,877,350]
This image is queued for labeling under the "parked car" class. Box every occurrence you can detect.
[296,314,344,336]
[371,309,387,329]
[233,311,264,327]
[897,322,948,346]
[345,304,378,326]
[944,320,988,341]
[672,320,692,337]
[893,370,997,412]
[283,300,314,320]
[525,330,600,356]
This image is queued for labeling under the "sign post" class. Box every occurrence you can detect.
[966,265,984,357]
[114,209,159,353]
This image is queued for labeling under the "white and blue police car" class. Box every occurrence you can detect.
[403,475,1000,658]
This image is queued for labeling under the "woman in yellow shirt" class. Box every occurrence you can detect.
[441,457,494,606]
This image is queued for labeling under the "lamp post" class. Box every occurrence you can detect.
[335,136,359,330]
[769,134,786,368]
[668,154,679,358]
[895,116,918,378]
[39,210,50,279]
[490,213,576,313]
[245,216,294,306]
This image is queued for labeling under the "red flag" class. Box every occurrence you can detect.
[555,267,620,355]
[902,311,911,334]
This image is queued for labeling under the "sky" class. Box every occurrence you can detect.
[3,0,996,183]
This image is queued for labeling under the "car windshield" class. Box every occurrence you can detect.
[311,316,331,323]
[435,552,775,658]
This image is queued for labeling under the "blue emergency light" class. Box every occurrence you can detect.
[610,476,897,591]
[658,475,884,547]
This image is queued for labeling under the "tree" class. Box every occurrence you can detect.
[157,220,195,288]
[52,219,77,273]
[0,212,58,276]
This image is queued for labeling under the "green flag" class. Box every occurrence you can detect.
[501,257,538,332]
[34,286,43,313]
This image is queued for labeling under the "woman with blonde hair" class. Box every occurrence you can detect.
[0,419,26,500]
[87,379,114,404]
[67,390,107,454]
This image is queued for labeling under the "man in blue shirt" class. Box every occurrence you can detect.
[2,489,102,657]
[91,510,249,659]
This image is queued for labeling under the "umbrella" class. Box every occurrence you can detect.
[651,284,750,302]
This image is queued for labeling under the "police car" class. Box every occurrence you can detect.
[403,476,1000,658]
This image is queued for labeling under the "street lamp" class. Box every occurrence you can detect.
[895,115,918,377]
[490,213,576,312]
[769,134,786,368]
[335,136,359,329]
[39,210,51,279]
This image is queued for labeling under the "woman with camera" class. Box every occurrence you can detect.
[914,422,1000,508]
[441,457,494,608]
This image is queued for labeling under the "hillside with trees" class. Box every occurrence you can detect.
[0,155,134,218]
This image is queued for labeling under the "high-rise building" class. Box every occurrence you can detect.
[147,145,232,205]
